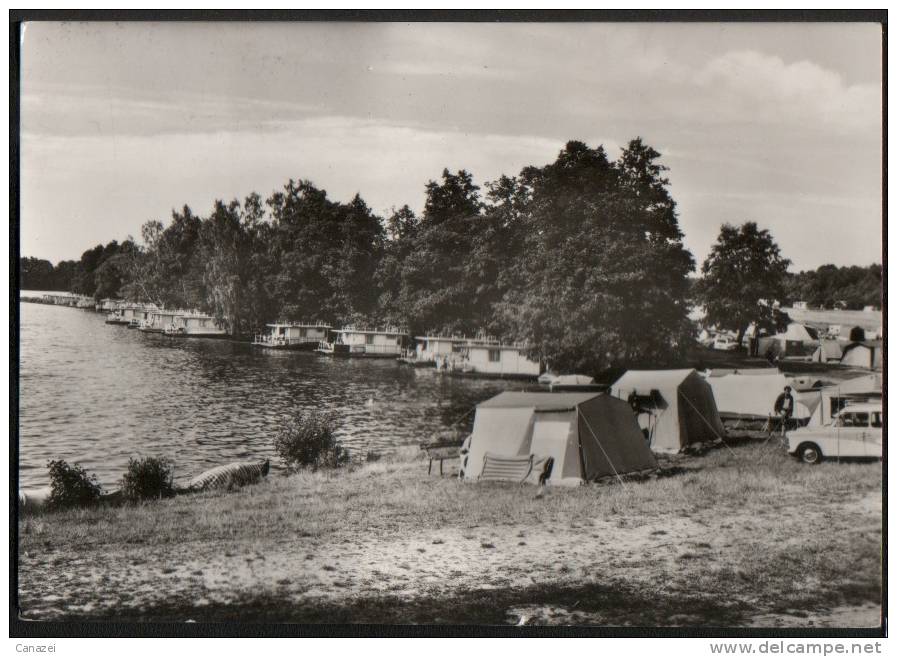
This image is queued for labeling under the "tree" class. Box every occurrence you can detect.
[493,140,696,375]
[20,257,56,290]
[696,222,791,346]
[198,199,258,335]
[384,204,418,242]
[394,169,491,334]
[783,263,882,310]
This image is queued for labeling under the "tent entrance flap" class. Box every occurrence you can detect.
[530,410,578,481]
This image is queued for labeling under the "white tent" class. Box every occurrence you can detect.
[610,369,726,453]
[782,323,820,343]
[460,392,657,486]
[840,342,883,370]
[812,340,844,363]
[758,323,820,355]
[706,371,810,420]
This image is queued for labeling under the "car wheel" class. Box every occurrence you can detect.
[798,443,822,465]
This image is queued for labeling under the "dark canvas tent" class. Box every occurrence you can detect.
[610,369,726,453]
[460,392,657,486]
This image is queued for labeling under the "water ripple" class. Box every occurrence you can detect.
[19,304,533,489]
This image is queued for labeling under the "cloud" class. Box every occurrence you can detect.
[693,50,880,135]
[20,117,574,262]
[18,24,882,270]
[372,60,514,80]
[21,83,319,137]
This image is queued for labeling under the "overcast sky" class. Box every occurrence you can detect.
[20,21,882,270]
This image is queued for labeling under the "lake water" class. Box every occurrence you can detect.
[18,303,531,491]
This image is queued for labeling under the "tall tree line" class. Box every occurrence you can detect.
[783,264,882,310]
[21,139,703,374]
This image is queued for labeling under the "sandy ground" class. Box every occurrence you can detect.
[18,485,882,627]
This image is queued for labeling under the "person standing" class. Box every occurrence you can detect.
[774,385,795,435]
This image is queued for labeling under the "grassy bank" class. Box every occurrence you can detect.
[18,442,882,626]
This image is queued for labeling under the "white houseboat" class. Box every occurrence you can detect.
[401,335,461,367]
[127,305,158,328]
[433,336,542,379]
[252,322,332,350]
[140,309,183,333]
[318,326,409,358]
[163,313,228,338]
[105,303,134,325]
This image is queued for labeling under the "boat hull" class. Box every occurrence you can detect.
[252,341,319,351]
[397,357,437,367]
[163,332,229,339]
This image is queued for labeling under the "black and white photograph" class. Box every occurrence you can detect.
[12,13,885,636]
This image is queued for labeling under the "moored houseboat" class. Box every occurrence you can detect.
[433,336,542,379]
[252,322,332,350]
[399,335,460,367]
[140,309,182,333]
[129,305,158,328]
[317,326,409,358]
[105,303,132,325]
[95,298,120,312]
[163,313,228,338]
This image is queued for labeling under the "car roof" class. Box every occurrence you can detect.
[839,402,883,413]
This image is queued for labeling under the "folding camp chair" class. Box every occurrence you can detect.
[479,453,554,485]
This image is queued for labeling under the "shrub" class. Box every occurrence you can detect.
[46,460,103,511]
[273,409,349,472]
[120,456,175,501]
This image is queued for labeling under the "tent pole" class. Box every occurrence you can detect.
[678,391,736,457]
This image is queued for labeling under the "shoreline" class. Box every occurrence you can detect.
[17,441,882,627]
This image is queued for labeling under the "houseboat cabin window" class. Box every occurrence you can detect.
[488,348,501,362]
[299,328,307,338]
[365,334,375,345]
[871,412,883,428]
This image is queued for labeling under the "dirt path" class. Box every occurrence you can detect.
[18,490,882,626]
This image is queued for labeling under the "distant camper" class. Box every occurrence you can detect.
[801,374,882,427]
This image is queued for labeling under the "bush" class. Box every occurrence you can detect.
[120,456,175,501]
[273,409,349,472]
[46,460,103,510]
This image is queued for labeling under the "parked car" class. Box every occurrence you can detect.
[712,336,738,351]
[787,402,883,464]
